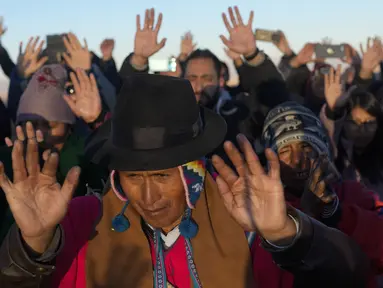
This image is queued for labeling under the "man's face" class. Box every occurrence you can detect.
[119,167,186,229]
[185,58,219,102]
[277,141,318,191]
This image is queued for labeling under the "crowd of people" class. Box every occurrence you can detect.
[0,5,382,288]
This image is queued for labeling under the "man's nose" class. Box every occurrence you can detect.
[292,150,305,169]
[141,179,161,206]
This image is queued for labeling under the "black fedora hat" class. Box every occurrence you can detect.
[84,74,227,171]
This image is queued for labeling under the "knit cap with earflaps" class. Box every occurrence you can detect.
[16,65,76,125]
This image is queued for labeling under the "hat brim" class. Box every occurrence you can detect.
[84,107,227,171]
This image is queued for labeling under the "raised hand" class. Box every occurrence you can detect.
[290,43,315,68]
[324,65,343,111]
[180,31,196,60]
[17,37,48,78]
[273,31,293,56]
[360,37,383,77]
[5,122,44,148]
[134,8,166,62]
[0,123,80,253]
[224,48,241,61]
[220,6,256,57]
[342,44,361,65]
[63,69,102,123]
[100,39,115,61]
[213,134,296,242]
[0,16,7,37]
[63,33,92,71]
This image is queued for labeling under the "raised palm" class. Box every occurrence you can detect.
[324,65,343,110]
[220,6,256,56]
[63,69,102,124]
[0,130,80,239]
[134,8,166,58]
[213,134,288,235]
[17,37,48,78]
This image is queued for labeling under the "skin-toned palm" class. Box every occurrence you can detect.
[360,38,383,72]
[63,69,102,124]
[180,31,196,57]
[0,16,7,37]
[63,33,91,71]
[134,8,166,58]
[213,134,291,239]
[0,135,80,241]
[17,37,48,78]
[220,6,256,57]
[100,39,115,61]
[324,65,343,110]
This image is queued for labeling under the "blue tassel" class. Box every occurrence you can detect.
[111,201,130,232]
[179,208,198,238]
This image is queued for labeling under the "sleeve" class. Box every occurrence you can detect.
[0,44,16,79]
[262,208,369,287]
[0,224,63,287]
[237,51,290,115]
[119,53,149,79]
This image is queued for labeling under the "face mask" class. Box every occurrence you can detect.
[199,85,220,108]
[343,120,378,149]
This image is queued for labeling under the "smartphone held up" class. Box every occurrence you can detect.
[254,29,281,43]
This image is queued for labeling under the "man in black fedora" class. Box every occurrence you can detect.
[0,73,368,287]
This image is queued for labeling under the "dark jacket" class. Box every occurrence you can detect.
[0,44,15,79]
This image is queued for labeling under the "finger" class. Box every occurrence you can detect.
[329,67,335,84]
[360,43,364,55]
[149,8,155,29]
[68,33,82,50]
[30,36,40,53]
[15,126,26,142]
[234,6,244,26]
[220,35,234,50]
[42,149,51,162]
[41,152,59,177]
[25,37,34,54]
[63,35,74,54]
[62,52,73,68]
[367,37,371,49]
[25,121,36,139]
[144,9,149,29]
[216,175,234,212]
[83,39,89,51]
[82,69,91,92]
[70,71,81,95]
[136,14,141,31]
[212,155,238,187]
[89,73,98,93]
[228,7,237,28]
[222,13,233,31]
[157,38,167,50]
[26,138,40,177]
[12,140,27,183]
[324,73,329,93]
[247,11,254,27]
[335,64,342,84]
[265,149,280,180]
[5,137,13,147]
[223,140,248,177]
[35,40,45,55]
[36,130,44,143]
[19,42,23,55]
[36,56,48,70]
[78,68,89,92]
[237,134,265,176]
[61,166,81,203]
[154,12,163,33]
[0,162,12,194]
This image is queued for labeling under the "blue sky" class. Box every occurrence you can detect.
[0,0,381,87]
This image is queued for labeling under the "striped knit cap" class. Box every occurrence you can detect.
[262,101,331,158]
